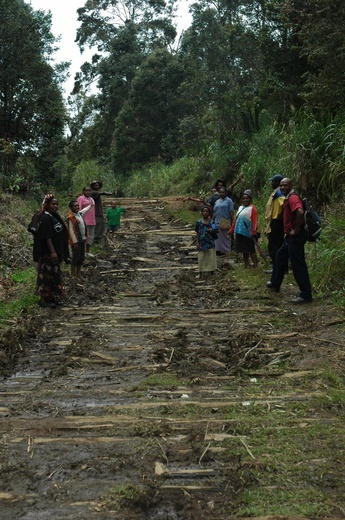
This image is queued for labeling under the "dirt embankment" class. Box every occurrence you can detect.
[0,196,344,519]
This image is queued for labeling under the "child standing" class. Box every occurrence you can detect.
[195,206,219,278]
[77,186,96,256]
[105,200,131,234]
[67,199,94,281]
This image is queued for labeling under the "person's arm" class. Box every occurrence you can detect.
[228,173,244,192]
[46,238,58,263]
[68,219,78,245]
[251,205,258,236]
[289,207,304,236]
[79,203,93,217]
[186,196,204,204]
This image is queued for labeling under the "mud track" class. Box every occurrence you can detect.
[0,197,344,519]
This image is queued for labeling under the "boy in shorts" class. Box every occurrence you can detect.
[106,200,131,235]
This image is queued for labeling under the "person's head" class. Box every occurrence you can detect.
[90,180,103,191]
[110,200,117,208]
[82,186,92,196]
[279,177,293,196]
[219,187,228,199]
[201,206,212,218]
[42,194,58,214]
[211,188,217,194]
[268,174,283,189]
[242,189,253,206]
[214,179,226,191]
[69,200,79,213]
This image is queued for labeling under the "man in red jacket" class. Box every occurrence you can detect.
[267,178,312,303]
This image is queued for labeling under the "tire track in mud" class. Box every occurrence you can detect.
[1,197,344,519]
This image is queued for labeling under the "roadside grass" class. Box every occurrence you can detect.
[236,488,333,516]
[101,484,145,511]
[0,267,37,324]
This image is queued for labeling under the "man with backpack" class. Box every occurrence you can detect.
[267,178,312,303]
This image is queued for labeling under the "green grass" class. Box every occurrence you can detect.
[0,267,37,323]
[101,484,144,510]
[236,488,333,516]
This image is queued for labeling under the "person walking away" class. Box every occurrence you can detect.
[77,186,96,257]
[195,206,219,278]
[265,174,284,271]
[89,181,117,242]
[267,178,312,303]
[229,189,259,268]
[35,194,67,308]
[106,200,131,235]
[67,199,94,281]
[212,187,234,255]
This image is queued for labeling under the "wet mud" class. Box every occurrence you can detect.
[0,197,344,519]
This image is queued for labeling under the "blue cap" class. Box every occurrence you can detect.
[268,174,283,183]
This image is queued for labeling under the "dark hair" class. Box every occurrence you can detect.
[213,179,227,189]
[201,205,211,214]
[82,186,91,192]
[69,200,78,210]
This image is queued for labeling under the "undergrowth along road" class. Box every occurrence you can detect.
[0,196,344,519]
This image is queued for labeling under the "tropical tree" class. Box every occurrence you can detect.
[71,0,178,166]
[0,0,67,189]
[112,48,186,172]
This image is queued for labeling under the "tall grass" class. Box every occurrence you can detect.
[71,160,116,196]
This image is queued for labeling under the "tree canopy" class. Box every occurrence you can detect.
[0,0,67,189]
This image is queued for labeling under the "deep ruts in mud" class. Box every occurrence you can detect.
[0,197,344,519]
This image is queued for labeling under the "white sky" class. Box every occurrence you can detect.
[25,0,193,97]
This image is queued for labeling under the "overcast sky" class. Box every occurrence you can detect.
[25,0,193,97]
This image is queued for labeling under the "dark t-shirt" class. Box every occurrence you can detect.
[38,212,64,257]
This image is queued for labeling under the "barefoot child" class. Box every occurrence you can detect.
[67,199,94,281]
[195,206,219,278]
[106,200,131,235]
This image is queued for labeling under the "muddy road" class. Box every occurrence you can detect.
[1,197,344,519]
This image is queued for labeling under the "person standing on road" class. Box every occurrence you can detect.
[105,200,131,235]
[77,186,96,257]
[89,181,117,242]
[195,206,218,278]
[35,194,67,308]
[67,199,94,281]
[212,187,234,256]
[265,174,284,271]
[267,178,312,304]
[229,189,259,268]
[213,173,244,201]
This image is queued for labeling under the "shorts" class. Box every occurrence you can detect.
[107,225,120,232]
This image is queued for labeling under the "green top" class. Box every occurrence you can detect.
[106,207,125,226]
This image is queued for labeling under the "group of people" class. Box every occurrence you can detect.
[32,181,128,308]
[194,175,313,304]
[194,178,259,275]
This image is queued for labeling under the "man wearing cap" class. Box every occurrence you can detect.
[267,178,312,304]
[89,181,117,241]
[265,174,285,270]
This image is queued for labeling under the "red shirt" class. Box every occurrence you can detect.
[283,193,303,233]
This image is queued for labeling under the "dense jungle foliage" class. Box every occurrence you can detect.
[0,0,345,301]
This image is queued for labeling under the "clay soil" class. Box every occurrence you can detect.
[0,196,344,520]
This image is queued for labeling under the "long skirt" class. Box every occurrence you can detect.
[198,248,217,272]
[234,233,255,254]
[215,229,231,253]
[37,255,63,300]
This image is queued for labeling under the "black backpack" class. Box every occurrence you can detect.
[301,198,321,242]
